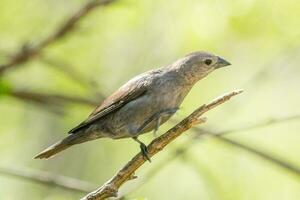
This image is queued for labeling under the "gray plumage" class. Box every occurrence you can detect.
[35,51,230,159]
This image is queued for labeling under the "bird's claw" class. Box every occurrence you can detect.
[140,143,151,162]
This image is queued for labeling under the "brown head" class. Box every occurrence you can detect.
[170,51,231,84]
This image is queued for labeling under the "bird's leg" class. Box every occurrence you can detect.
[133,137,151,162]
[138,107,179,136]
[153,116,161,137]
[133,108,178,162]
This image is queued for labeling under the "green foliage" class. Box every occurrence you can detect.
[0,78,12,96]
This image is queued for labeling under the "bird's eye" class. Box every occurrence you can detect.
[204,59,212,65]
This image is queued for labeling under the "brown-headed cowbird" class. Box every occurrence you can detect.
[35,51,230,161]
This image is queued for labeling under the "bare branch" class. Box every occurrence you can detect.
[10,90,99,107]
[213,135,300,176]
[39,55,100,91]
[81,90,243,200]
[0,165,96,193]
[190,127,300,177]
[0,0,116,75]
[216,115,300,135]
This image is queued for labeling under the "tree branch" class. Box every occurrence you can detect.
[0,0,116,75]
[215,115,300,135]
[0,165,96,193]
[187,128,300,177]
[10,90,99,107]
[81,90,243,200]
[213,135,300,176]
[39,55,101,92]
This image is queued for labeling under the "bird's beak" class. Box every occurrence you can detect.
[215,56,231,68]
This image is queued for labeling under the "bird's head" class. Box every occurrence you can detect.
[171,51,231,84]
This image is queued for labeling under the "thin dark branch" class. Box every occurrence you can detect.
[216,115,300,135]
[0,165,96,193]
[39,54,102,93]
[213,135,300,175]
[81,90,243,200]
[10,90,99,107]
[192,127,300,177]
[0,0,116,75]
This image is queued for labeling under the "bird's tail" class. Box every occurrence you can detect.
[34,133,89,159]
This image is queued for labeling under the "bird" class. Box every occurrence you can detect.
[34,51,230,161]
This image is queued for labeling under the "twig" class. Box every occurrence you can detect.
[0,0,116,75]
[215,115,300,135]
[169,114,300,136]
[213,135,300,176]
[81,90,243,200]
[39,55,101,92]
[10,90,99,107]
[0,165,96,193]
[191,127,300,177]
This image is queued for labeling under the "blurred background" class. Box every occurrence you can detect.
[0,0,300,199]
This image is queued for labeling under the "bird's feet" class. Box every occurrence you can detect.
[133,137,151,162]
[140,142,151,162]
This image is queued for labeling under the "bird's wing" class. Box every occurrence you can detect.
[68,75,149,133]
